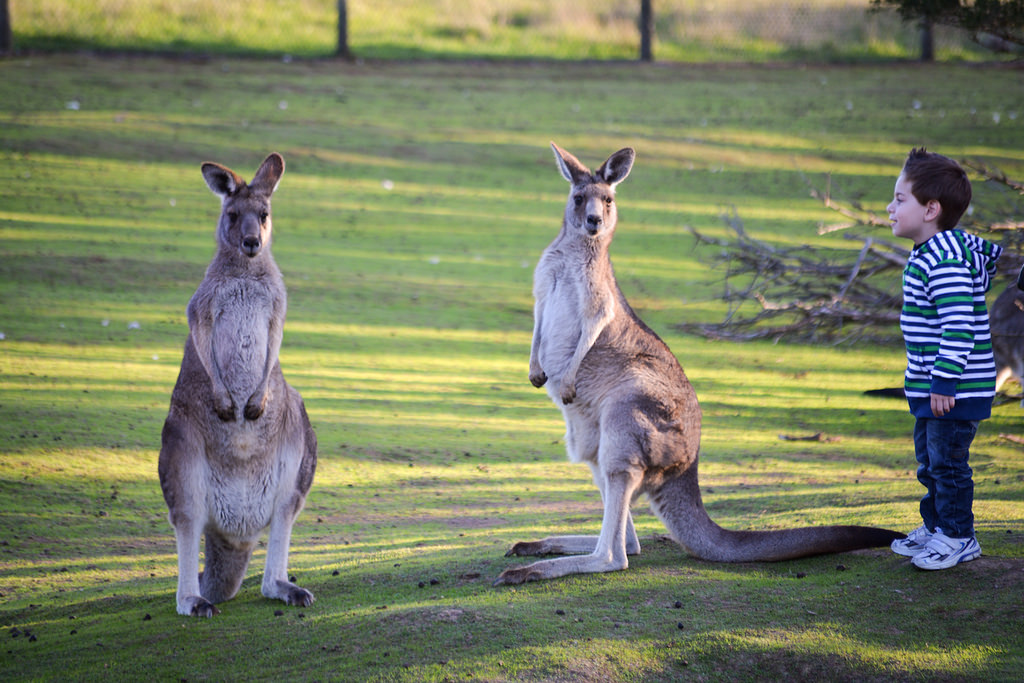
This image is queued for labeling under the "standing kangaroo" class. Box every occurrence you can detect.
[494,144,903,586]
[159,153,317,616]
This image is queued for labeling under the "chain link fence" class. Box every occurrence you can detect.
[4,0,992,62]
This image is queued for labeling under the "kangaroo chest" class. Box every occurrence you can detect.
[535,249,615,379]
[212,278,278,400]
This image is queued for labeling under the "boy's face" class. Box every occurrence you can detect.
[887,174,941,246]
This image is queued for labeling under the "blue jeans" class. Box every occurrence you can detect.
[913,417,977,539]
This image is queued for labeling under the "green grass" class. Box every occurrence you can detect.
[8,0,1003,62]
[1,56,1023,681]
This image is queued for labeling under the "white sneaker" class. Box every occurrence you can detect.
[891,525,933,557]
[911,531,981,570]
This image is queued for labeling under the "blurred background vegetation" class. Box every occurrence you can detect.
[3,0,1022,63]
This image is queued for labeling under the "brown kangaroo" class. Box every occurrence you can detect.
[159,153,317,616]
[494,143,903,586]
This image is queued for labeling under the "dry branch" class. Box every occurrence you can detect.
[682,211,905,343]
[682,162,1024,344]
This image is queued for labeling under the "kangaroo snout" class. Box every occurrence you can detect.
[240,215,263,257]
[586,214,602,234]
[242,234,262,257]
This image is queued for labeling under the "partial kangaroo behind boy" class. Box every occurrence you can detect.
[159,153,317,616]
[494,143,903,586]
[990,281,1024,404]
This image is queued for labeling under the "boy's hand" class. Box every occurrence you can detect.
[930,393,955,417]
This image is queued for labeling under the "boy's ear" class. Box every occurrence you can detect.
[925,199,942,222]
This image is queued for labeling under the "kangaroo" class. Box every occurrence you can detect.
[158,153,317,616]
[494,143,903,586]
[990,281,1024,403]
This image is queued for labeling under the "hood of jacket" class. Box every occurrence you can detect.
[914,229,1003,293]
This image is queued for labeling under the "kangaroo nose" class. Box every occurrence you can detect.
[242,235,261,256]
[586,215,602,232]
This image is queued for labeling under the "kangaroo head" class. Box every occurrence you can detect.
[551,143,634,239]
[201,153,285,260]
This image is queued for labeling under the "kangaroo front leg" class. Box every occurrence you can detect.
[187,305,235,421]
[261,497,314,607]
[494,468,642,586]
[529,302,548,388]
[559,296,614,404]
[245,309,284,421]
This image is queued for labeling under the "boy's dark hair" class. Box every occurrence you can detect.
[901,148,972,231]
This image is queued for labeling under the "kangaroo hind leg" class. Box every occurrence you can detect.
[261,496,314,607]
[161,415,220,617]
[260,427,316,608]
[495,466,643,586]
[504,461,640,558]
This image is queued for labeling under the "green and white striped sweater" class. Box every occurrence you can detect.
[900,229,1003,420]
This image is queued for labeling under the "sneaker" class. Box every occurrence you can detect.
[911,531,981,570]
[891,525,933,557]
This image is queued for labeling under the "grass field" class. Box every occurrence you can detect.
[1,55,1023,681]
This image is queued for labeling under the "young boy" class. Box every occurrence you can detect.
[887,148,1002,570]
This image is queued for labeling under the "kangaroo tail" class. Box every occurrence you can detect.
[648,466,904,562]
[199,530,256,603]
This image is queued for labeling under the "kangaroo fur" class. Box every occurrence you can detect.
[494,144,904,586]
[158,153,317,616]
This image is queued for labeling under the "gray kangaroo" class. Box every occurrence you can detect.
[991,281,1024,403]
[159,153,317,616]
[494,143,903,586]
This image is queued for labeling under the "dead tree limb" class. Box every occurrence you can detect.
[682,161,1023,344]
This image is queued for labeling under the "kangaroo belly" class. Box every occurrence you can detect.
[206,452,280,540]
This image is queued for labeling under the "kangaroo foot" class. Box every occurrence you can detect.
[179,595,220,618]
[505,541,554,557]
[493,565,545,586]
[263,579,315,607]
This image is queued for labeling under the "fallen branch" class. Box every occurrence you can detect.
[778,432,840,442]
[682,162,1024,344]
[682,213,904,343]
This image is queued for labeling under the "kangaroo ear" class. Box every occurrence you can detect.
[201,162,245,198]
[550,142,590,185]
[251,153,285,196]
[596,148,635,187]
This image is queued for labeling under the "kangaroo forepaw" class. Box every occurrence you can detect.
[529,370,547,388]
[213,392,236,422]
[560,387,576,404]
[179,595,220,618]
[243,393,267,421]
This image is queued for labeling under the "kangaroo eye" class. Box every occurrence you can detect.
[604,196,613,205]
[227,211,238,223]
[573,194,583,206]
[259,211,269,223]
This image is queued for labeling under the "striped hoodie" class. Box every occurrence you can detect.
[901,229,1003,420]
